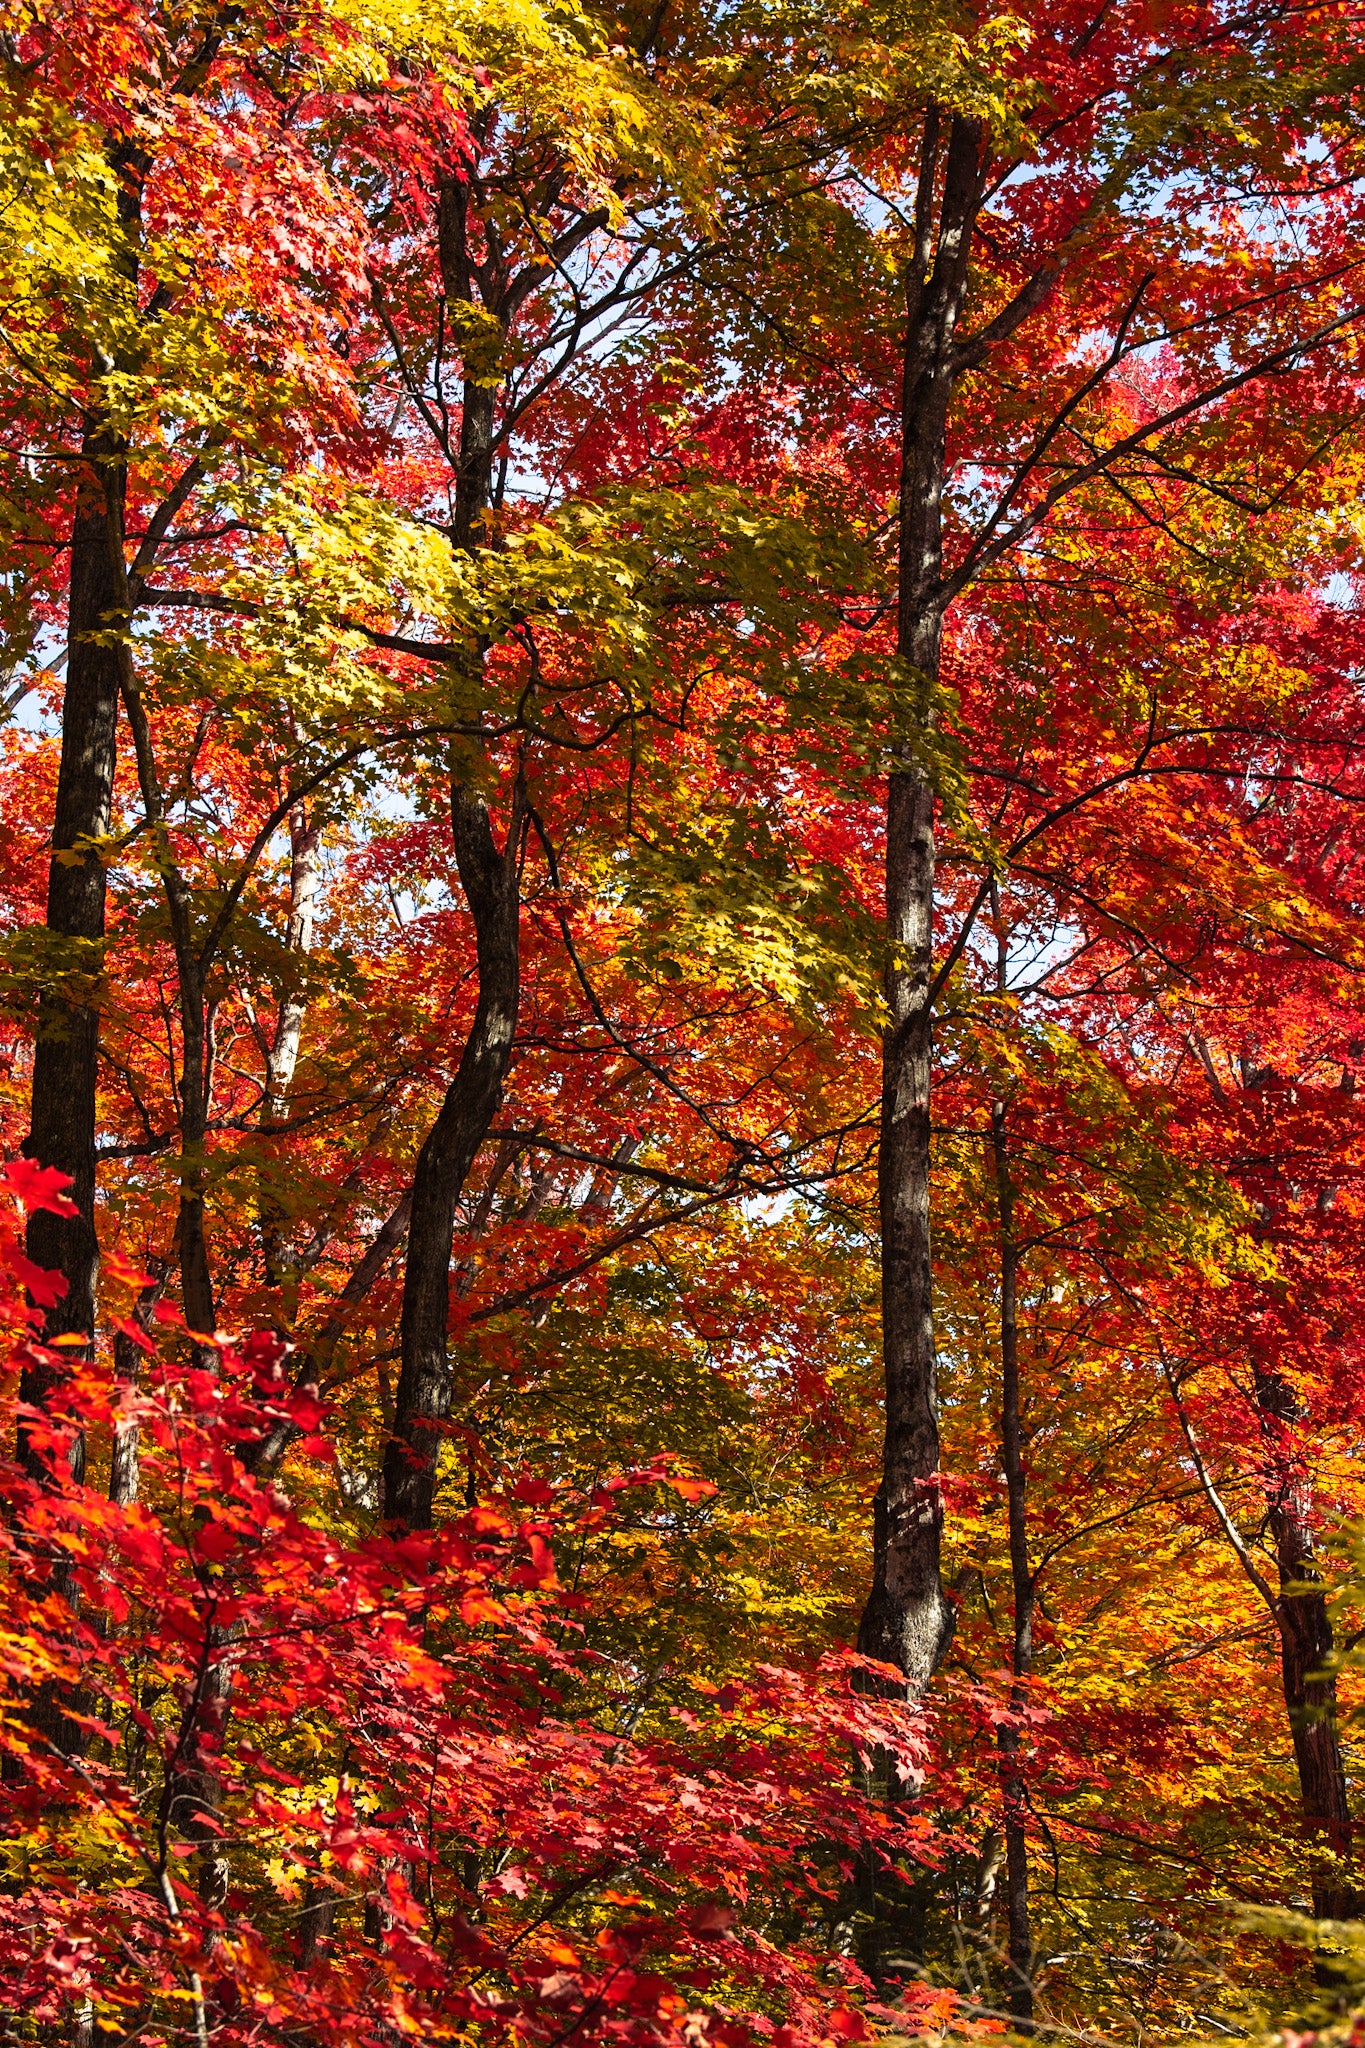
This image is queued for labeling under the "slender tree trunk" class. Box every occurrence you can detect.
[859,109,982,1694]
[119,667,217,1337]
[163,1626,235,1909]
[10,440,126,1768]
[1238,1046,1354,1919]
[240,1192,414,1482]
[260,799,321,1296]
[173,948,215,1338]
[1254,1363,1353,1919]
[381,172,526,1532]
[20,438,126,1488]
[108,1256,170,1509]
[437,171,499,556]
[862,752,954,1689]
[1166,1356,1352,1927]
[121,674,231,1893]
[266,800,321,1126]
[382,779,523,1529]
[991,1098,1035,2025]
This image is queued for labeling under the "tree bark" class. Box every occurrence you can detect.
[991,1098,1035,2025]
[261,799,322,1293]
[1254,1362,1354,1920]
[858,109,982,1695]
[163,1625,235,1909]
[299,1883,337,1961]
[29,44,230,1368]
[10,455,122,1757]
[265,800,320,1127]
[381,171,526,1531]
[1238,1048,1354,1920]
[382,780,523,1529]
[437,172,500,554]
[19,438,125,1489]
[119,667,217,1338]
[108,1256,170,1509]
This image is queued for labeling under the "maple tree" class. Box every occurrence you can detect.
[6,0,1365,2036]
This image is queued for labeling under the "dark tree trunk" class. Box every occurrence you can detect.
[118,664,218,1342]
[163,1632,235,1908]
[859,109,982,1695]
[436,172,500,554]
[16,449,125,1764]
[382,781,523,1530]
[300,1883,337,1961]
[18,140,151,1766]
[991,1097,1035,2025]
[20,441,126,1490]
[1255,1361,1353,1919]
[125,666,234,1881]
[1274,1537,1352,1921]
[1237,1045,1355,1921]
[382,173,526,1532]
[861,755,954,1689]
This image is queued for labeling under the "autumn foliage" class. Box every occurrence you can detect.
[5,0,1365,2037]
[0,1164,938,2042]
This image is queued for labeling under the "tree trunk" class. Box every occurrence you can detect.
[21,119,155,1479]
[108,1256,170,1509]
[1274,1530,1351,1921]
[1255,1362,1353,1919]
[173,951,216,1340]
[20,439,125,1489]
[1239,1043,1355,1921]
[266,802,321,1119]
[858,109,982,1695]
[122,678,232,1889]
[118,664,218,1340]
[382,173,524,1532]
[300,1883,337,1961]
[382,779,523,1529]
[437,171,499,556]
[163,1628,235,1909]
[261,800,321,1292]
[991,1097,1035,2025]
[861,753,955,1689]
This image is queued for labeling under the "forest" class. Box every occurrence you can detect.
[3,0,1365,2039]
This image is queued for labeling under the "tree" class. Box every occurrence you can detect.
[6,0,1365,2030]
[712,0,1365,1699]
